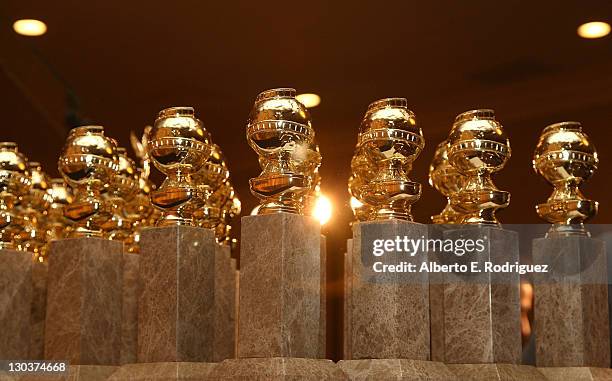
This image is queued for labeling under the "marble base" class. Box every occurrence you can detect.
[349,221,430,360]
[438,226,521,364]
[30,261,48,359]
[343,239,353,360]
[15,365,117,381]
[213,244,236,362]
[0,249,32,360]
[210,358,347,380]
[238,213,321,358]
[533,236,610,367]
[45,238,123,365]
[121,253,139,364]
[319,234,327,359]
[138,226,215,363]
[108,362,217,381]
[446,364,546,381]
[538,367,612,381]
[338,359,456,380]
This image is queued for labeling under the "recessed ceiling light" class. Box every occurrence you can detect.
[296,93,321,108]
[577,21,610,39]
[13,19,47,36]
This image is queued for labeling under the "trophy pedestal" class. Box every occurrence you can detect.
[108,362,217,381]
[349,220,430,360]
[138,226,215,363]
[213,244,236,362]
[210,357,346,380]
[319,234,327,359]
[45,238,123,365]
[0,248,32,359]
[533,236,610,367]
[121,252,139,365]
[343,239,353,360]
[428,225,447,363]
[30,260,48,359]
[434,226,521,364]
[338,359,455,380]
[14,365,118,381]
[238,213,321,358]
[447,364,547,381]
[538,366,612,381]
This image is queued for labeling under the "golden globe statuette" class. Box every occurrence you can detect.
[19,162,52,259]
[295,143,322,218]
[58,126,118,237]
[0,142,31,249]
[44,178,73,245]
[247,88,314,215]
[193,144,229,229]
[533,122,598,236]
[447,109,510,225]
[348,145,375,222]
[102,147,139,241]
[356,98,424,221]
[125,169,155,253]
[429,141,466,224]
[148,107,212,226]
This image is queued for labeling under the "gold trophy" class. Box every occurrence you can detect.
[447,109,510,225]
[45,178,74,245]
[19,162,52,258]
[0,142,31,249]
[533,121,598,236]
[349,145,375,221]
[247,88,314,215]
[429,141,466,224]
[355,98,424,221]
[297,143,322,218]
[58,126,118,237]
[102,147,139,241]
[148,107,212,226]
[193,144,229,229]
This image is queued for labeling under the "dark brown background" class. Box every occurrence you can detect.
[2,0,612,360]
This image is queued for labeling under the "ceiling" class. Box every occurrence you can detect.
[2,0,612,358]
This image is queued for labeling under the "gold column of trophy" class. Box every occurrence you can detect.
[44,178,74,247]
[58,126,118,237]
[355,98,425,221]
[102,147,139,241]
[429,141,466,224]
[147,107,212,226]
[247,88,315,215]
[447,109,510,225]
[348,145,375,221]
[0,142,31,249]
[193,144,229,229]
[18,162,52,259]
[533,121,598,236]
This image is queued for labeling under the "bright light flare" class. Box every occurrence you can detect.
[313,193,332,225]
[577,21,610,39]
[13,19,47,36]
[296,93,321,108]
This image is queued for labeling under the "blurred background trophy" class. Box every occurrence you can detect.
[45,125,124,366]
[339,98,437,380]
[0,142,32,360]
[532,122,610,368]
[433,110,522,372]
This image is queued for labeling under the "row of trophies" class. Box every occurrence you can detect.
[348,100,598,236]
[0,109,242,261]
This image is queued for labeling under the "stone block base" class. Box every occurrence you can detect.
[446,364,546,381]
[210,358,347,380]
[108,362,217,381]
[538,367,612,381]
[14,365,117,381]
[338,359,456,380]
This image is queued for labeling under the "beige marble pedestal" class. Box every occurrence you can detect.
[349,220,430,360]
[319,234,327,359]
[138,226,215,363]
[213,244,236,362]
[45,238,123,365]
[447,364,547,381]
[108,362,217,381]
[538,366,612,381]
[29,260,48,359]
[238,213,321,358]
[533,236,610,368]
[338,359,456,380]
[121,253,139,364]
[15,365,118,381]
[210,358,346,380]
[0,248,32,360]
